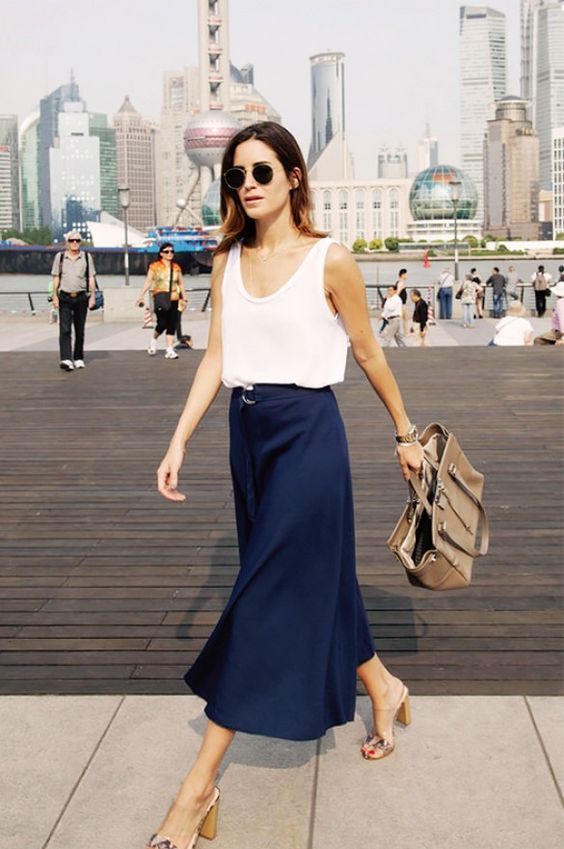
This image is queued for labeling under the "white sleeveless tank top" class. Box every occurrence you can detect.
[221,237,348,389]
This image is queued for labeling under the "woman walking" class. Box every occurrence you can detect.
[148,123,423,849]
[137,242,187,359]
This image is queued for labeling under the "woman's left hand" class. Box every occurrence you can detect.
[396,442,425,481]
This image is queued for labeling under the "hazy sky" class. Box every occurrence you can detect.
[2,0,521,177]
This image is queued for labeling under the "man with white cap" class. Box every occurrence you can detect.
[51,230,96,370]
[534,279,564,345]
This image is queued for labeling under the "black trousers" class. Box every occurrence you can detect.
[535,290,547,317]
[59,291,88,361]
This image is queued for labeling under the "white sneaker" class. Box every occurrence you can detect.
[147,343,157,355]
[60,360,74,371]
[74,359,85,369]
[165,348,179,359]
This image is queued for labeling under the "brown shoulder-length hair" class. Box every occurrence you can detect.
[216,122,325,255]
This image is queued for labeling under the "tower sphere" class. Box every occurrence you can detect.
[184,110,241,169]
[409,165,478,221]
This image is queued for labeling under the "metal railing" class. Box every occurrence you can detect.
[0,283,544,316]
[0,287,213,315]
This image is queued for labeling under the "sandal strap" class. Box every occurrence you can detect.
[148,835,179,849]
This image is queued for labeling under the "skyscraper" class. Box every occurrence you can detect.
[459,6,507,221]
[535,0,564,190]
[520,0,541,103]
[418,122,439,171]
[89,113,118,217]
[0,147,14,230]
[308,52,345,170]
[553,127,564,235]
[0,115,20,230]
[156,68,200,227]
[483,96,540,239]
[49,102,101,240]
[38,76,82,229]
[20,111,40,231]
[113,96,156,231]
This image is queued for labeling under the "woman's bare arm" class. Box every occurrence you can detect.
[324,243,423,479]
[157,253,227,500]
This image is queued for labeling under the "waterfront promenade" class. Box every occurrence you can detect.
[1,336,563,847]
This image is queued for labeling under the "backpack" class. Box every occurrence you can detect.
[534,271,548,291]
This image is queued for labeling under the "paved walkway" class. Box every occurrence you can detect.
[0,312,556,351]
[2,694,563,849]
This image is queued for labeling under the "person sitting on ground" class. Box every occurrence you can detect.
[534,279,564,346]
[410,289,429,346]
[490,300,534,347]
[381,285,405,347]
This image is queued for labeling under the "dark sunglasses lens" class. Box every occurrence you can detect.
[224,168,245,190]
[253,164,274,185]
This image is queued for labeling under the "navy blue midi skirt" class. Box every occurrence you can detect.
[184,383,376,741]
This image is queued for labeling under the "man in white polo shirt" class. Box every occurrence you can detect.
[51,231,96,371]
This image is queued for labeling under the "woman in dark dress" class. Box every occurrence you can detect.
[147,123,423,849]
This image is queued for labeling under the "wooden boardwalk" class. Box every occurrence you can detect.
[0,348,562,696]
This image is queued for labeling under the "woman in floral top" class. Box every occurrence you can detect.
[458,273,481,328]
[137,242,187,359]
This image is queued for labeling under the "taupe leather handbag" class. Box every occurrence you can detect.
[387,423,489,591]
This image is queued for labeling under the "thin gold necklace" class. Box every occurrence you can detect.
[253,235,303,263]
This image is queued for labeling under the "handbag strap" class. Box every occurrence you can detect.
[409,462,490,557]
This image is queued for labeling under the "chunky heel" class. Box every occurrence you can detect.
[397,693,411,726]
[199,796,219,840]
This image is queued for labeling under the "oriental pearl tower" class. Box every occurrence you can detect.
[182,0,240,217]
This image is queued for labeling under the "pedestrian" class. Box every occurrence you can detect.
[137,242,187,359]
[394,268,410,336]
[381,285,406,347]
[506,265,524,301]
[410,288,429,346]
[485,266,507,318]
[148,122,424,849]
[490,300,534,346]
[437,267,454,319]
[457,272,480,328]
[558,265,564,283]
[51,230,96,371]
[531,264,552,318]
[471,267,484,319]
[534,279,564,345]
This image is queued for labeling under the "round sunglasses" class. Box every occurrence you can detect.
[223,163,278,191]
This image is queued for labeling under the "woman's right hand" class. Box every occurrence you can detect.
[157,443,187,502]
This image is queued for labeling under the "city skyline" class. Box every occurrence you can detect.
[2,0,523,178]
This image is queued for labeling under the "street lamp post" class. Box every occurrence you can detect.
[449,179,462,284]
[118,187,131,286]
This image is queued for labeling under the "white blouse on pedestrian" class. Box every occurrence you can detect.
[221,237,348,389]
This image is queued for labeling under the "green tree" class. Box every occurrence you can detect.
[463,235,478,248]
[384,236,399,252]
[352,238,368,253]
[556,232,564,241]
[368,238,382,251]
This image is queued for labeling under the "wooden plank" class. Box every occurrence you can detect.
[0,349,561,696]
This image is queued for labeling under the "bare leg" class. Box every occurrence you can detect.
[357,654,406,744]
[149,720,235,848]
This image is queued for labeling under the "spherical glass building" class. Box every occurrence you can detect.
[409,165,478,221]
[202,179,221,227]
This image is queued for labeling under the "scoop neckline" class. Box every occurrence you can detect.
[236,237,328,303]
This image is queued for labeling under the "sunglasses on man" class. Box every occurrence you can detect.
[223,163,280,191]
[68,238,81,243]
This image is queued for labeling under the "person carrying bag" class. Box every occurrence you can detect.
[136,242,187,359]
